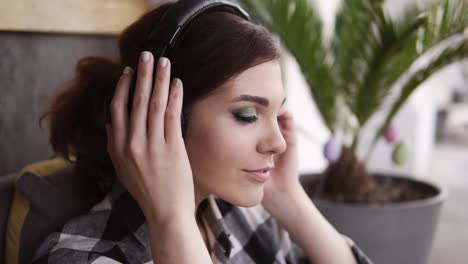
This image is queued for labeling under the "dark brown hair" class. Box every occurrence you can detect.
[41,2,280,199]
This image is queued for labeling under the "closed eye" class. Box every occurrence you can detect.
[232,108,257,123]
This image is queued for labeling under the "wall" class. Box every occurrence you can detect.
[0,32,118,175]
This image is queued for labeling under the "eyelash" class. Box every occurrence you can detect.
[234,114,258,123]
[233,110,282,124]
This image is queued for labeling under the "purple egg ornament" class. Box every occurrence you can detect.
[324,137,342,163]
[384,122,398,144]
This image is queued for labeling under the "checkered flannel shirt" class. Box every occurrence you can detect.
[33,181,373,264]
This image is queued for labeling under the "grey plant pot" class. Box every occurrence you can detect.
[300,174,446,264]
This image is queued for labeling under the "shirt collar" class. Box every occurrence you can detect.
[109,181,234,260]
[201,195,233,261]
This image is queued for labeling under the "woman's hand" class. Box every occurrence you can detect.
[261,112,359,263]
[105,51,195,223]
[262,111,303,213]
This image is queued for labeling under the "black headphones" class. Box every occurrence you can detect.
[126,0,251,133]
[144,0,250,59]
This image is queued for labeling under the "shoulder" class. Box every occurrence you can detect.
[32,196,132,263]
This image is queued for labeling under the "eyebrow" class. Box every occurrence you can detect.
[231,94,287,107]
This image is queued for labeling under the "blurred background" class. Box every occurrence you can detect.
[0,0,467,263]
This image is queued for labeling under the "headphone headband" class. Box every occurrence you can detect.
[145,0,251,59]
[124,0,252,131]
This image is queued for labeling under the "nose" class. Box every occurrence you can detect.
[257,119,287,155]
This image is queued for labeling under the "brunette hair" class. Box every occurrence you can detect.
[41,2,280,199]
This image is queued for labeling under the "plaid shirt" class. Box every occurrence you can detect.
[33,181,372,264]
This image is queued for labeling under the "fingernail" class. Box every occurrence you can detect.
[141,51,151,63]
[123,66,132,74]
[172,78,181,88]
[159,57,168,67]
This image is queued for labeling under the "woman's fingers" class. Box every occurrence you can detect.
[165,78,184,144]
[148,57,171,142]
[129,51,154,142]
[278,111,297,145]
[109,67,133,154]
[279,111,294,130]
[120,54,182,149]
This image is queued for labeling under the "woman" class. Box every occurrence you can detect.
[33,1,372,263]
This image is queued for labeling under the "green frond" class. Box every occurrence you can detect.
[239,0,467,153]
[422,0,468,50]
[239,0,338,132]
[352,5,426,127]
[372,34,468,150]
[333,0,386,102]
[368,0,468,149]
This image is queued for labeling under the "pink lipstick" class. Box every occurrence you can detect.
[243,167,272,182]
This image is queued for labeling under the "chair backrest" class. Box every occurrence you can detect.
[0,173,16,263]
[4,159,100,264]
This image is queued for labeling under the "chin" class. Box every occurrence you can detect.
[238,198,262,207]
[222,187,264,207]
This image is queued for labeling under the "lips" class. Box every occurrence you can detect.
[243,167,273,182]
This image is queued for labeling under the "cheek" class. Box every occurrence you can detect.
[187,118,253,177]
[188,121,264,206]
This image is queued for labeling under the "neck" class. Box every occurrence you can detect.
[194,180,209,214]
[194,182,211,252]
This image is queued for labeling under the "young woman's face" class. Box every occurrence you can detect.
[184,60,287,207]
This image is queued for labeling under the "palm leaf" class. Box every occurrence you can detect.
[332,0,384,119]
[367,0,468,156]
[239,0,338,132]
[423,0,468,49]
[334,1,428,131]
[240,0,468,155]
[369,34,468,158]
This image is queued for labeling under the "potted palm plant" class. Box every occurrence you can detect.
[239,0,468,263]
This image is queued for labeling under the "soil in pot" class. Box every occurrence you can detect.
[308,146,440,205]
[303,175,439,205]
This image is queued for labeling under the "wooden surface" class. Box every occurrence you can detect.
[0,0,150,35]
